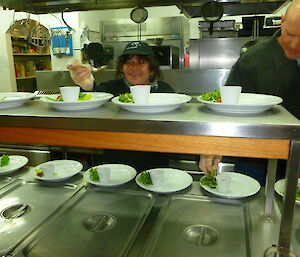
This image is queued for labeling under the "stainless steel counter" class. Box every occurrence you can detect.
[1,168,297,257]
[0,99,300,255]
[0,100,299,139]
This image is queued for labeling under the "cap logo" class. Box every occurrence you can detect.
[126,42,141,50]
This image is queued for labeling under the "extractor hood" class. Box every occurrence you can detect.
[0,0,288,17]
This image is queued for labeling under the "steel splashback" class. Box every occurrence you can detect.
[0,0,288,17]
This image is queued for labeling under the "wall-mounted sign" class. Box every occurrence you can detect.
[50,27,73,57]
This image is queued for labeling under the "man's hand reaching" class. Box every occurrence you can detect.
[199,155,222,175]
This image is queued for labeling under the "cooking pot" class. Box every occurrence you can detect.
[201,0,224,35]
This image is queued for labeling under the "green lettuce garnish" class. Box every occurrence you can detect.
[138,171,152,185]
[200,169,217,188]
[89,167,99,181]
[119,93,134,103]
[200,89,221,102]
[0,155,10,167]
[296,188,300,201]
[78,92,92,101]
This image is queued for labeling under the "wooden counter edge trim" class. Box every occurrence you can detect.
[0,127,290,159]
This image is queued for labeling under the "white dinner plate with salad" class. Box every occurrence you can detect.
[197,93,283,114]
[199,172,261,199]
[33,160,83,182]
[0,92,35,110]
[40,92,113,111]
[274,178,300,205]
[83,164,137,187]
[135,168,193,193]
[112,93,192,113]
[0,155,29,175]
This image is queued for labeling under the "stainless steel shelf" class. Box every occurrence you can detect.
[0,100,299,139]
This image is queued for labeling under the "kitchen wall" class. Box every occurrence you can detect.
[0,7,17,92]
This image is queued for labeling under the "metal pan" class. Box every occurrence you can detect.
[201,1,224,35]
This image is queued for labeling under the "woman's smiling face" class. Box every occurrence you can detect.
[122,55,152,85]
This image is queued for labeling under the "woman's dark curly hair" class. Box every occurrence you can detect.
[115,54,163,83]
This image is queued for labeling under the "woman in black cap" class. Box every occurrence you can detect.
[67,41,174,172]
[67,41,174,96]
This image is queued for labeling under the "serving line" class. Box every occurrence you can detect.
[0,100,299,138]
[0,100,298,159]
[0,99,299,254]
[0,169,288,257]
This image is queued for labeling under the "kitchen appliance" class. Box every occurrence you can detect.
[199,20,237,38]
[201,0,224,35]
[238,16,265,37]
[83,42,114,67]
[266,16,281,27]
[150,45,179,69]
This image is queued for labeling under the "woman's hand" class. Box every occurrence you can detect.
[199,155,222,175]
[67,61,94,91]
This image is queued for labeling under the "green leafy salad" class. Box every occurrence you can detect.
[0,155,10,167]
[281,186,300,202]
[297,188,300,201]
[35,167,58,177]
[46,92,92,102]
[199,89,221,102]
[119,93,134,103]
[35,168,44,177]
[138,171,152,185]
[200,169,217,188]
[89,167,99,182]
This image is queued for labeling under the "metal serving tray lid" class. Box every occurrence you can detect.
[20,187,154,257]
[141,195,248,257]
[0,180,80,255]
[0,177,13,190]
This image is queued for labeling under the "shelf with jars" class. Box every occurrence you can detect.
[8,19,52,92]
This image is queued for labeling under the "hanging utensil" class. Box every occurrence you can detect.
[28,23,51,49]
[201,0,224,35]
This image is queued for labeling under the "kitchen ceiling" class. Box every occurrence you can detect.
[0,0,288,17]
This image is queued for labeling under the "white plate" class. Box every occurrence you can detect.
[135,168,193,193]
[274,178,300,205]
[197,93,283,114]
[83,164,137,187]
[33,160,83,182]
[0,155,28,175]
[200,172,261,199]
[112,93,192,113]
[0,92,35,109]
[40,92,113,111]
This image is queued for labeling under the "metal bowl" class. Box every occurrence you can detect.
[146,38,163,46]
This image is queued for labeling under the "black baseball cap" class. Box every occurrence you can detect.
[121,41,154,56]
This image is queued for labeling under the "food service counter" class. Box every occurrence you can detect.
[0,99,300,256]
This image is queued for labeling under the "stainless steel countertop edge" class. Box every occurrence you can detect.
[1,113,300,140]
[0,101,300,139]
